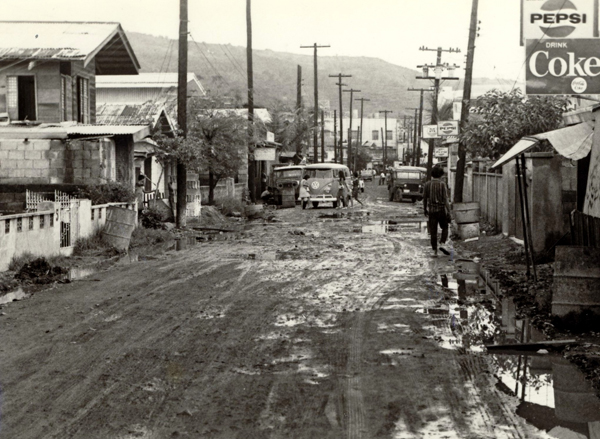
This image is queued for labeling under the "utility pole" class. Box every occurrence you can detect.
[329,73,351,165]
[343,88,360,171]
[301,43,330,163]
[321,109,325,163]
[408,88,433,167]
[246,0,256,202]
[176,0,188,228]
[455,0,479,202]
[356,97,370,148]
[333,109,338,163]
[295,65,302,154]
[405,107,418,166]
[379,110,393,169]
[417,46,460,180]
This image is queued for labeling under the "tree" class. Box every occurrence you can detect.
[460,89,569,159]
[267,102,311,155]
[191,108,247,204]
[348,145,373,171]
[153,98,249,206]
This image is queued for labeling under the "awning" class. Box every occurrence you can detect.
[491,121,593,169]
[67,125,151,142]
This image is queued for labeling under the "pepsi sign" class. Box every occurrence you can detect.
[522,0,598,45]
[437,121,459,136]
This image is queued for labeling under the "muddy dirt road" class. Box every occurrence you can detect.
[0,182,554,438]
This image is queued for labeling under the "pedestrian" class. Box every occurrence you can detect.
[423,165,452,258]
[379,171,385,186]
[261,187,275,204]
[299,174,310,210]
[358,176,365,193]
[386,170,392,190]
[351,171,364,206]
[337,170,348,209]
[135,174,146,213]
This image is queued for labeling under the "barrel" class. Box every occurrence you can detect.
[102,206,137,251]
[552,246,600,316]
[453,202,480,224]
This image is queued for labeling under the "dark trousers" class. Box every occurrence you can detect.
[428,210,448,250]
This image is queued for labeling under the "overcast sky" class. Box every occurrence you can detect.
[4,0,525,82]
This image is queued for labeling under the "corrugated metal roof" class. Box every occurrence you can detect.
[67,125,150,142]
[492,121,594,169]
[0,21,139,73]
[96,101,176,132]
[97,73,201,87]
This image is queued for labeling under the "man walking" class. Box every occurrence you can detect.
[423,166,451,257]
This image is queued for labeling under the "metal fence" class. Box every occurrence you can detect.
[26,189,77,210]
[571,210,600,247]
[471,172,503,231]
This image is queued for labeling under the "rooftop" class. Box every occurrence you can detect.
[0,21,140,75]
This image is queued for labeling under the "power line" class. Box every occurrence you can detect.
[189,33,230,85]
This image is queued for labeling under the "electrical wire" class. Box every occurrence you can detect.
[189,32,229,85]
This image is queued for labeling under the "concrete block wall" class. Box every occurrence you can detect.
[0,138,116,186]
[0,200,137,272]
[0,203,61,272]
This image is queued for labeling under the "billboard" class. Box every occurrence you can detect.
[526,38,600,94]
[422,125,439,139]
[434,147,449,158]
[521,0,599,45]
[438,120,459,136]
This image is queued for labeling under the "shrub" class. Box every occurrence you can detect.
[73,229,121,256]
[8,252,37,272]
[75,182,135,205]
[139,207,164,229]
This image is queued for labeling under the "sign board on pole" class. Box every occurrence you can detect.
[254,147,276,161]
[526,38,600,94]
[437,120,459,136]
[422,124,439,139]
[521,0,599,46]
[266,131,275,143]
[434,147,449,158]
[452,102,462,121]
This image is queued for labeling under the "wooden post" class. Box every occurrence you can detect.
[247,0,255,202]
[176,0,188,227]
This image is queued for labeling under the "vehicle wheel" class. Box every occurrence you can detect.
[332,201,338,209]
[312,201,319,208]
[411,197,417,203]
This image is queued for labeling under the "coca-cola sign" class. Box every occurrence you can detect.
[526,38,600,94]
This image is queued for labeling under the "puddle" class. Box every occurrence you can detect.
[0,288,29,305]
[423,259,600,438]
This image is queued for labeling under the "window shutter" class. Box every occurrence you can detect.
[7,76,18,120]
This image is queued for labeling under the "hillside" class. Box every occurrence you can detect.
[127,32,425,118]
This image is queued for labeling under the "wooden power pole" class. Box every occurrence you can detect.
[356,97,370,148]
[321,110,325,163]
[417,46,460,180]
[343,88,361,171]
[246,0,256,202]
[379,110,393,169]
[329,73,351,165]
[408,87,433,167]
[301,43,329,163]
[455,0,479,202]
[296,65,302,154]
[333,109,338,163]
[176,0,188,228]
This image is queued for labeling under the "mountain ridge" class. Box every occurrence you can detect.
[126,32,427,118]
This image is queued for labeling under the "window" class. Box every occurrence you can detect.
[372,130,379,140]
[29,216,34,230]
[4,220,9,234]
[17,218,22,232]
[76,77,90,123]
[7,75,37,121]
[386,130,393,140]
[61,75,70,121]
[40,215,45,229]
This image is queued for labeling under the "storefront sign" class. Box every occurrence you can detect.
[254,147,276,161]
[526,38,600,94]
[434,147,449,158]
[438,120,459,136]
[521,0,598,45]
[422,124,439,139]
